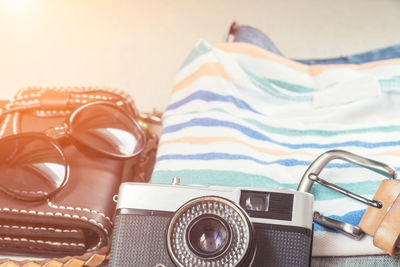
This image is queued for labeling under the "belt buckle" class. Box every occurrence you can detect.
[297,149,397,240]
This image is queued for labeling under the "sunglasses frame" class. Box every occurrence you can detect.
[0,132,70,201]
[0,101,146,200]
[65,101,146,159]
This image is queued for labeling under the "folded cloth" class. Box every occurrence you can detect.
[151,40,400,256]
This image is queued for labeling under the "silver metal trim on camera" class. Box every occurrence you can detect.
[117,182,313,229]
[167,196,255,266]
[111,181,314,267]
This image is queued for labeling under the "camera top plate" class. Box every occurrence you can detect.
[116,181,313,230]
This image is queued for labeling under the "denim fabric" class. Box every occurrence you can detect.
[231,24,400,64]
[232,25,285,57]
[312,255,400,267]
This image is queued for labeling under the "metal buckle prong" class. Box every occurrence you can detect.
[308,173,383,208]
[298,149,397,240]
[313,211,365,240]
[298,150,397,193]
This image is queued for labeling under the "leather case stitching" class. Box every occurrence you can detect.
[0,237,85,248]
[0,207,110,249]
[46,200,113,226]
[0,224,79,233]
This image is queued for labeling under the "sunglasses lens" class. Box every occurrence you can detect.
[69,103,145,158]
[0,135,67,199]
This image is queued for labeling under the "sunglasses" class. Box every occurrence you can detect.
[0,101,146,201]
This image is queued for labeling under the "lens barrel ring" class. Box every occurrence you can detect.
[167,196,255,267]
[186,213,232,259]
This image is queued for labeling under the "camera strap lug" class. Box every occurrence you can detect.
[298,150,399,251]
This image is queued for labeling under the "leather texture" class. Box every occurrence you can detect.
[373,194,400,257]
[0,87,159,265]
[358,179,400,256]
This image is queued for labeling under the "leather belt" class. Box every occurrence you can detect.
[298,149,400,256]
[359,179,400,256]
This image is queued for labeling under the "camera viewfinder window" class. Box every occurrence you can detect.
[240,191,270,212]
[240,190,294,221]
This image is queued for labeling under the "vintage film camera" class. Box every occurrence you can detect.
[110,179,313,267]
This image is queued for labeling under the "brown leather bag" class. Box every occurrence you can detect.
[0,87,159,266]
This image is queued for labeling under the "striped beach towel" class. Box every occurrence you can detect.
[151,40,400,256]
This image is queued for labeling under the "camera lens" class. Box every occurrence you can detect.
[187,215,230,257]
[167,196,255,267]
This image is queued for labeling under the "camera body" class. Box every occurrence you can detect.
[110,180,313,267]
